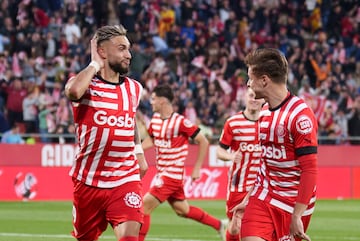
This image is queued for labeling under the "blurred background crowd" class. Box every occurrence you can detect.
[0,0,360,145]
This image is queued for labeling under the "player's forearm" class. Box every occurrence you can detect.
[65,64,97,100]
[292,202,308,218]
[141,136,154,150]
[216,145,233,161]
[194,135,209,169]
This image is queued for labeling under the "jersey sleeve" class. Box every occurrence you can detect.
[218,119,232,149]
[291,107,318,156]
[180,117,200,139]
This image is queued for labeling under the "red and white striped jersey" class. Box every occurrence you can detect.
[252,93,318,215]
[148,112,199,180]
[68,76,143,188]
[219,111,261,194]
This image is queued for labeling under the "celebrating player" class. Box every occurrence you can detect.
[236,48,318,241]
[65,25,146,241]
[139,84,227,241]
[216,88,264,241]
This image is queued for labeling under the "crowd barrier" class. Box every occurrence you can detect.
[0,144,359,201]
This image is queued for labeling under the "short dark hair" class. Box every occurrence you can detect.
[153,84,174,102]
[244,48,288,84]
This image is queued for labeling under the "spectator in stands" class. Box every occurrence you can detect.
[348,95,360,144]
[5,77,27,127]
[1,123,25,144]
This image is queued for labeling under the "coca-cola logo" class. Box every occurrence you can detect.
[183,169,222,198]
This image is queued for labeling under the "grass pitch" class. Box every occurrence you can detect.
[0,199,359,241]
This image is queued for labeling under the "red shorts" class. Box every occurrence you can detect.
[241,197,312,241]
[226,192,248,219]
[149,175,185,203]
[72,179,144,241]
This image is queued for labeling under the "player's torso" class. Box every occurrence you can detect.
[149,113,197,179]
[223,112,262,192]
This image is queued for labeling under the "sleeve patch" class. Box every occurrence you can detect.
[295,115,313,135]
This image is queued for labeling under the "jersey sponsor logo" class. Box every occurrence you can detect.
[262,144,287,159]
[239,142,261,152]
[296,115,313,134]
[124,192,142,208]
[93,110,135,128]
[154,139,171,148]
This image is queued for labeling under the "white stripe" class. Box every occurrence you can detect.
[120,84,129,111]
[108,151,132,158]
[86,128,110,185]
[97,174,140,188]
[101,165,139,177]
[258,189,268,200]
[77,125,97,181]
[158,158,185,166]
[89,89,118,99]
[160,119,168,138]
[173,116,182,137]
[114,129,134,136]
[229,121,254,127]
[111,140,134,147]
[272,189,298,197]
[104,159,135,168]
[267,159,299,168]
[94,82,116,89]
[269,110,280,141]
[233,136,256,141]
[158,145,187,153]
[128,79,137,112]
[158,151,188,159]
[278,97,298,143]
[81,99,118,110]
[232,127,256,133]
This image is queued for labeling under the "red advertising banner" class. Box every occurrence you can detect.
[0,166,227,201]
[0,144,359,200]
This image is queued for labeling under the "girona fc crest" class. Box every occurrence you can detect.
[276,124,286,137]
[279,235,291,241]
[124,192,142,208]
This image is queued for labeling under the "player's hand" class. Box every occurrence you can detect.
[136,153,148,179]
[90,35,104,69]
[230,198,248,214]
[233,149,242,163]
[290,215,311,241]
[191,166,201,182]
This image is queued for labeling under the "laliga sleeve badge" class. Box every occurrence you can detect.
[296,115,313,134]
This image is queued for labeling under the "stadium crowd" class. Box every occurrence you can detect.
[0,0,360,145]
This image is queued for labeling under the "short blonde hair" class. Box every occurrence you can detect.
[95,25,127,44]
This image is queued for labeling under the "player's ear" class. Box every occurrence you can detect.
[262,75,267,87]
[97,46,106,59]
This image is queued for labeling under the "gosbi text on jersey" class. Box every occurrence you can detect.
[148,112,199,180]
[253,94,318,215]
[69,76,143,188]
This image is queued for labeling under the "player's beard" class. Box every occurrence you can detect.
[109,61,129,76]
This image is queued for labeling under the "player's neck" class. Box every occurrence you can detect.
[267,87,289,109]
[160,105,174,120]
[243,109,260,121]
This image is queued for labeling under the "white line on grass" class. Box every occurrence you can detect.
[0,233,218,241]
[0,233,359,241]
